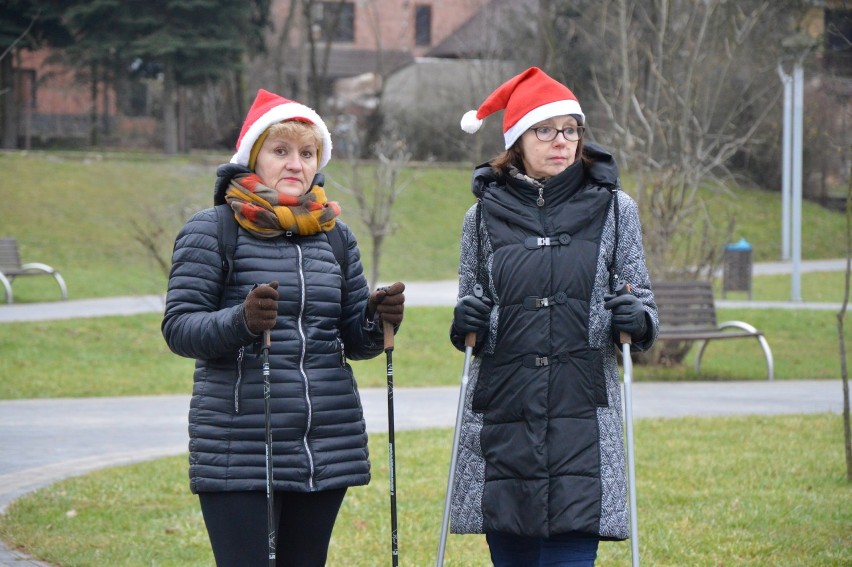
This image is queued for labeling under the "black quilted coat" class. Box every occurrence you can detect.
[162,189,383,494]
[448,144,658,539]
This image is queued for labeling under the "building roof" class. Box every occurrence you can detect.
[280,47,415,80]
[426,0,537,58]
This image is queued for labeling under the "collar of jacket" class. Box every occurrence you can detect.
[470,141,620,202]
[505,160,584,207]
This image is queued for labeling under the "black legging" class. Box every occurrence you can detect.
[198,488,347,567]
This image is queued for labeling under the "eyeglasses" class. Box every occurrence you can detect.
[528,125,584,142]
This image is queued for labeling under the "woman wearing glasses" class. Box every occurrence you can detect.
[448,67,658,566]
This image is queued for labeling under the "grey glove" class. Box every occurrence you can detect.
[604,293,647,340]
[453,294,492,334]
[243,281,279,335]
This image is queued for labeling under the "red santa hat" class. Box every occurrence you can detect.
[460,67,584,149]
[231,89,333,169]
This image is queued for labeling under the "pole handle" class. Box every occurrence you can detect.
[263,329,271,351]
[383,320,395,351]
[464,331,476,349]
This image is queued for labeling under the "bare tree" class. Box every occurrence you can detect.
[574,0,803,279]
[838,161,852,482]
[299,0,351,114]
[331,123,413,288]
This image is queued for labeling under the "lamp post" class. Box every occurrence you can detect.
[779,34,816,302]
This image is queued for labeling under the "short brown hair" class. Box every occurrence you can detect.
[490,136,587,175]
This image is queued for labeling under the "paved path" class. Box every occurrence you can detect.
[3,381,843,514]
[1,260,849,565]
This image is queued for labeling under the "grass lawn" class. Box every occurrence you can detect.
[0,301,849,399]
[0,414,848,566]
[1,150,848,303]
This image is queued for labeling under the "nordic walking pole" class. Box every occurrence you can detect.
[437,284,484,567]
[383,319,400,567]
[262,329,276,567]
[615,282,640,567]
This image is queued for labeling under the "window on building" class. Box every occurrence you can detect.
[415,5,432,46]
[312,1,355,42]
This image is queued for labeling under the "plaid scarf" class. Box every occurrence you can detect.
[224,172,340,238]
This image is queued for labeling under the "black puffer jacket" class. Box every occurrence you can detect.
[162,193,383,494]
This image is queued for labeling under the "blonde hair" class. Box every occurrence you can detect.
[267,120,322,145]
[249,120,324,168]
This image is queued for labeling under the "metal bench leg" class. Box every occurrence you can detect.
[695,340,708,375]
[19,263,68,301]
[694,337,775,381]
[53,272,68,300]
[0,273,12,303]
[756,335,774,381]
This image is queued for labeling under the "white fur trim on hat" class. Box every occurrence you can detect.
[231,102,333,169]
[460,110,483,134]
[503,100,584,149]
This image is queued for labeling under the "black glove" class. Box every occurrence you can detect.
[243,281,279,335]
[367,281,406,326]
[603,292,647,340]
[453,294,493,334]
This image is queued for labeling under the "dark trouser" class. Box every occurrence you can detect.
[486,531,600,567]
[198,488,347,567]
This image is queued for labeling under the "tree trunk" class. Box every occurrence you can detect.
[370,234,383,292]
[2,53,19,149]
[840,162,852,482]
[89,61,98,146]
[177,86,188,154]
[162,60,178,155]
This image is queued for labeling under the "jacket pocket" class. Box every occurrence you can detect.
[471,355,494,413]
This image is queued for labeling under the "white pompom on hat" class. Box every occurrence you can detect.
[231,88,333,169]
[460,67,584,149]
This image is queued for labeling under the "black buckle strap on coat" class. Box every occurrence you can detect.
[522,352,571,368]
[524,233,572,250]
[523,291,569,310]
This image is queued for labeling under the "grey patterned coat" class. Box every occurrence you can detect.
[449,143,658,540]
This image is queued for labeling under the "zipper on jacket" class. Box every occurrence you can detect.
[338,336,360,400]
[537,186,545,207]
[338,336,347,367]
[234,346,245,414]
[296,244,316,489]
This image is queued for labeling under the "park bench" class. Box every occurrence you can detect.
[0,237,68,303]
[653,280,774,380]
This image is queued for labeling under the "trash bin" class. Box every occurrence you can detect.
[723,237,753,299]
